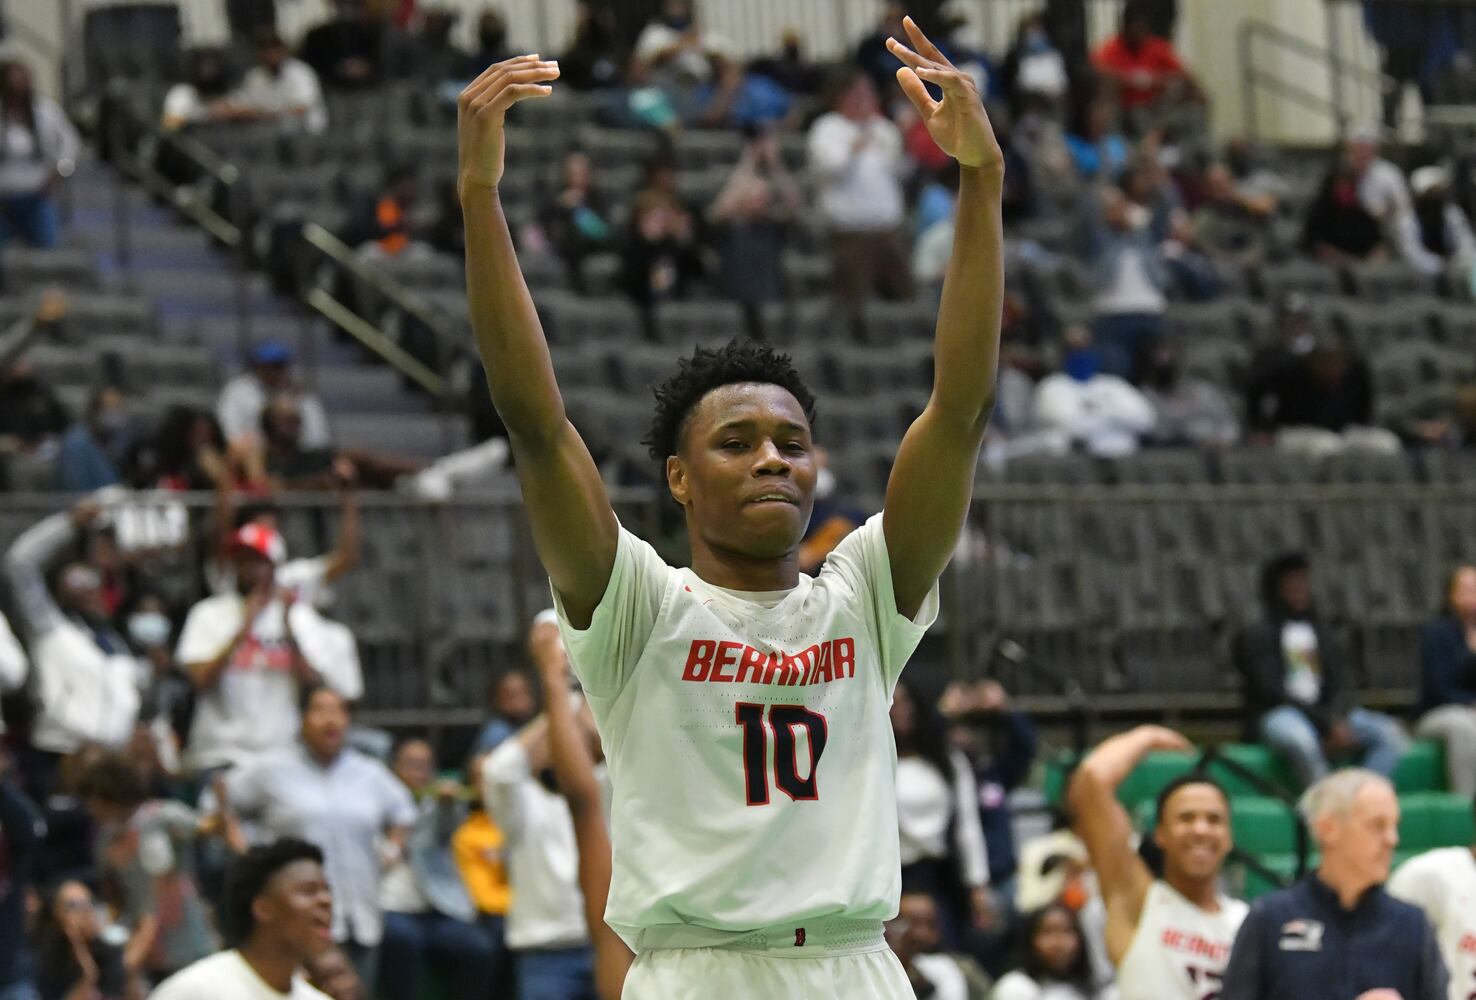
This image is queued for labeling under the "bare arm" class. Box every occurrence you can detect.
[458,56,617,628]
[1066,725,1191,964]
[322,490,360,582]
[882,19,1004,618]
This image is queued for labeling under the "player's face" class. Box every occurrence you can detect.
[1450,567,1476,619]
[669,383,817,562]
[1032,906,1082,977]
[1155,783,1231,880]
[1324,782,1400,887]
[258,859,335,960]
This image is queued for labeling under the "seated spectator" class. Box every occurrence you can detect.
[227,686,416,984]
[473,662,537,755]
[1033,331,1157,457]
[1065,92,1130,182]
[1091,0,1203,117]
[1415,565,1476,797]
[1263,334,1400,457]
[913,164,962,288]
[0,355,69,458]
[0,58,80,249]
[460,8,514,78]
[1000,14,1070,116]
[1138,340,1240,448]
[302,0,386,91]
[809,67,912,313]
[991,902,1102,1000]
[1244,292,1313,442]
[0,756,42,1000]
[1083,182,1170,381]
[539,152,613,286]
[708,126,802,338]
[1235,552,1408,787]
[450,753,512,989]
[54,385,132,493]
[148,405,233,491]
[218,341,333,453]
[1403,164,1476,276]
[379,739,498,1000]
[348,164,431,260]
[150,839,336,1000]
[619,157,704,313]
[1302,159,1387,263]
[176,524,363,772]
[127,592,191,767]
[77,752,222,983]
[855,3,908,97]
[4,501,143,798]
[228,31,328,136]
[895,891,993,1000]
[556,1,620,91]
[0,608,26,733]
[749,28,824,98]
[161,48,234,131]
[33,880,143,1000]
[305,947,364,1000]
[1192,161,1279,265]
[629,0,737,126]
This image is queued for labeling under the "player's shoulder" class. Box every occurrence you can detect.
[151,951,239,993]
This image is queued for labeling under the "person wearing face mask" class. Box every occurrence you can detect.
[125,593,191,773]
[54,386,133,493]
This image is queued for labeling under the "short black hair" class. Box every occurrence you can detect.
[1154,772,1231,823]
[644,339,818,462]
[221,838,324,946]
[76,752,149,810]
[298,681,349,717]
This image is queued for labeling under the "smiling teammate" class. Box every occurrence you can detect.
[456,16,1002,997]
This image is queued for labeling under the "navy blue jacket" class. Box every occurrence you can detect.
[1222,875,1447,1000]
[1418,615,1476,716]
[973,711,1037,885]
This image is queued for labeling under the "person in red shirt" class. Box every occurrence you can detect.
[1091,0,1202,111]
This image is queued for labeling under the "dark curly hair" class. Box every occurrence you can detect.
[643,339,818,462]
[222,838,324,947]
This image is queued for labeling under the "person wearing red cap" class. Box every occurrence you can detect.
[175,522,363,773]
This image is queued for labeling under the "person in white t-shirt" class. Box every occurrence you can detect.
[1388,837,1476,1000]
[227,31,328,135]
[991,902,1108,1000]
[1068,727,1248,1000]
[457,20,1004,997]
[151,838,335,1000]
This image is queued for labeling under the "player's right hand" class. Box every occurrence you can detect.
[457,55,560,197]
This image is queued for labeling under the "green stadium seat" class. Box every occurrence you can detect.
[1393,741,1447,794]
[1116,751,1197,812]
[1230,797,1300,855]
[1398,792,1476,850]
[1208,744,1298,798]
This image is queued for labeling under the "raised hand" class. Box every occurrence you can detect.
[457,55,560,196]
[886,17,1001,171]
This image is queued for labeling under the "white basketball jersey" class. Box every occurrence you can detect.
[1116,881,1249,1000]
[553,514,939,950]
[1388,847,1476,1000]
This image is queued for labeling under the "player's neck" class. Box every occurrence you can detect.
[688,538,799,593]
[238,939,298,993]
[1165,871,1221,911]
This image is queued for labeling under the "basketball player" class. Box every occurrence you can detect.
[1388,810,1476,1000]
[1068,726,1248,1000]
[456,15,1003,996]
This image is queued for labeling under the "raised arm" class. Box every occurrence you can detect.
[881,18,1004,618]
[1066,725,1191,965]
[458,56,618,627]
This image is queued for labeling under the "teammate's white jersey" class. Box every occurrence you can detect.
[1116,880,1249,1000]
[1388,846,1476,1000]
[554,514,938,950]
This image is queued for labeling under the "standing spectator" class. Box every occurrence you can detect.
[229,31,328,136]
[473,665,537,755]
[379,739,498,1000]
[708,126,802,339]
[892,678,992,951]
[1221,770,1447,1000]
[151,839,336,1000]
[1090,0,1202,115]
[0,756,42,1000]
[175,523,363,772]
[149,406,232,491]
[1302,158,1387,263]
[482,655,594,1000]
[1083,182,1170,381]
[1138,340,1241,448]
[619,156,704,315]
[1415,565,1476,798]
[127,592,191,770]
[217,341,333,453]
[3,502,142,799]
[990,902,1102,1000]
[1403,164,1476,277]
[76,753,221,984]
[808,67,912,314]
[556,1,621,91]
[0,58,80,249]
[208,490,361,613]
[33,880,143,1000]
[450,754,512,992]
[539,152,613,287]
[226,686,417,986]
[54,386,131,493]
[1235,553,1408,787]
[301,0,386,91]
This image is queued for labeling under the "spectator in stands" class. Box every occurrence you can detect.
[76,752,221,984]
[175,523,363,772]
[629,0,737,126]
[619,155,704,315]
[450,753,512,993]
[749,28,824,99]
[227,686,416,985]
[0,754,41,1000]
[1090,0,1202,116]
[4,501,143,798]
[208,492,360,613]
[1000,13,1070,117]
[348,164,430,260]
[1346,126,1411,226]
[557,1,620,91]
[1404,164,1476,277]
[462,8,514,78]
[1010,92,1078,203]
[161,48,234,131]
[539,152,613,287]
[709,125,802,339]
[1222,770,1447,1000]
[473,665,537,755]
[1245,292,1312,443]
[150,405,232,491]
[0,58,80,250]
[1266,333,1400,457]
[1236,553,1408,787]
[1065,91,1129,182]
[33,880,143,1000]
[1414,564,1476,797]
[150,839,335,999]
[855,3,908,97]
[227,31,328,136]
[0,356,68,458]
[1082,179,1170,381]
[379,738,498,1000]
[990,902,1101,1000]
[127,592,189,764]
[0,608,26,730]
[302,0,386,91]
[893,678,991,951]
[893,891,993,999]
[1138,340,1240,448]
[305,947,363,1000]
[1302,158,1387,263]
[1192,161,1279,265]
[54,385,131,493]
[1033,326,1157,456]
[809,67,912,314]
[218,341,333,453]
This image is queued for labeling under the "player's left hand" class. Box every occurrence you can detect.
[887,17,1002,172]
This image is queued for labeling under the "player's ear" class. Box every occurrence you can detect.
[666,454,689,506]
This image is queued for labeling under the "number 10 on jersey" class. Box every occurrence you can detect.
[736,703,829,805]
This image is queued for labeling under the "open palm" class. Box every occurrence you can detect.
[887,17,1002,171]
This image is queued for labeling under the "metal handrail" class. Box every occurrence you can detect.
[1238,18,1396,142]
